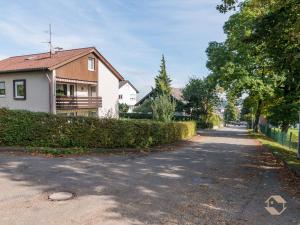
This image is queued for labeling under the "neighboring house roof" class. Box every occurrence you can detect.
[119,80,139,93]
[135,87,184,106]
[0,47,124,81]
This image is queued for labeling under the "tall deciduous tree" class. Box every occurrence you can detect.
[206,1,281,132]
[224,101,238,125]
[154,55,172,96]
[183,77,219,123]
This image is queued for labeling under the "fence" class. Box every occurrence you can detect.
[259,124,298,152]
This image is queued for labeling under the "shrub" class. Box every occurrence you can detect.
[196,114,223,129]
[0,108,196,149]
[120,112,192,121]
[151,95,176,122]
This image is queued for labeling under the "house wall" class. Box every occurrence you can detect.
[0,71,50,112]
[98,60,119,118]
[119,83,137,112]
[55,53,98,82]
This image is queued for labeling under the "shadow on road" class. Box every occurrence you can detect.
[0,126,298,224]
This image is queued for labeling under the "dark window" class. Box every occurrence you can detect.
[56,84,68,96]
[119,94,123,99]
[13,80,26,100]
[0,82,5,96]
[70,85,75,96]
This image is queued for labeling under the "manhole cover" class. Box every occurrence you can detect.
[48,192,74,201]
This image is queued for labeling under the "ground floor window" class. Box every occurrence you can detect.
[13,79,26,100]
[0,82,5,96]
[56,84,67,96]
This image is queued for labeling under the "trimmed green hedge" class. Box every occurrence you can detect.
[120,112,193,121]
[0,108,196,148]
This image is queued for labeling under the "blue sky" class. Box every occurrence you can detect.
[0,0,230,98]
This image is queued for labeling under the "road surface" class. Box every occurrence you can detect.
[0,127,299,225]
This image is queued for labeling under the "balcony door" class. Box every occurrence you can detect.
[69,84,75,97]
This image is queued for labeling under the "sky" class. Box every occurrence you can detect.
[0,0,230,98]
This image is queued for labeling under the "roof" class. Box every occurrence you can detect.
[136,87,184,106]
[119,80,139,93]
[171,88,184,101]
[0,47,124,81]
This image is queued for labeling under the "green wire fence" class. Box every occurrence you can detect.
[259,124,298,152]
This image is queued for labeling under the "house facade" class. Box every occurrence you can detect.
[118,80,139,112]
[0,47,124,118]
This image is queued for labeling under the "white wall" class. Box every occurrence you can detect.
[98,60,119,118]
[0,71,50,112]
[76,84,89,97]
[119,83,137,107]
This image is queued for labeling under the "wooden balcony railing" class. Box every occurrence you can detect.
[56,96,102,110]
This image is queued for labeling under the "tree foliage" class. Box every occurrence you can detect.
[154,55,172,96]
[119,103,129,113]
[133,99,152,113]
[151,95,176,122]
[224,101,239,125]
[208,0,300,132]
[183,77,219,123]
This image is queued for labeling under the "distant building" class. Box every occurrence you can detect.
[118,80,139,112]
[135,87,186,115]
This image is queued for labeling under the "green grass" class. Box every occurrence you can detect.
[250,131,300,176]
[273,128,299,142]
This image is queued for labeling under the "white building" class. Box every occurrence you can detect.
[118,80,139,112]
[0,47,124,118]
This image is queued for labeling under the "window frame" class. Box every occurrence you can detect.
[88,57,95,71]
[0,81,5,97]
[13,79,26,100]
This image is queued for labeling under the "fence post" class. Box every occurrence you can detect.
[289,132,292,149]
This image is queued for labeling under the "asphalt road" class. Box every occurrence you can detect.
[0,127,299,225]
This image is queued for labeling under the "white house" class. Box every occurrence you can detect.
[118,80,139,112]
[0,47,124,118]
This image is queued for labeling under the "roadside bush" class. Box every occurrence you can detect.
[196,114,223,129]
[0,108,196,148]
[120,112,192,121]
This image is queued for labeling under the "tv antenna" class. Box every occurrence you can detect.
[42,24,53,57]
[43,24,62,57]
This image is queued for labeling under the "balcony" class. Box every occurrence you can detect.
[56,96,102,110]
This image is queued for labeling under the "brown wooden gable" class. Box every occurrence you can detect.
[55,53,98,82]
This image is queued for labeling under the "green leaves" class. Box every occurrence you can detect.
[0,108,196,149]
[154,55,172,96]
[151,95,176,122]
[183,77,220,122]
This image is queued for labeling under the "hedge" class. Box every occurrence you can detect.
[120,112,193,121]
[0,108,196,148]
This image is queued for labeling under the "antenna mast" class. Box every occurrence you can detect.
[49,24,53,57]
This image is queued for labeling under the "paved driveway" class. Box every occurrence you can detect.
[0,127,299,225]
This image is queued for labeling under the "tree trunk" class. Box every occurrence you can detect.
[253,99,263,133]
[281,121,289,133]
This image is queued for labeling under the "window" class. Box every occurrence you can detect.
[130,94,136,101]
[0,82,5,96]
[119,94,123,99]
[88,57,95,71]
[13,80,26,100]
[56,84,68,96]
[70,85,75,96]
